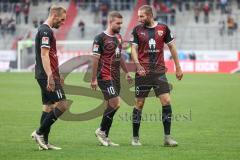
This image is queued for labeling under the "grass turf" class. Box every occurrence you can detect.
[0,73,239,160]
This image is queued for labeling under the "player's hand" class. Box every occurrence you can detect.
[136,65,146,76]
[60,74,64,86]
[125,72,133,84]
[47,75,55,92]
[176,67,183,80]
[91,78,98,90]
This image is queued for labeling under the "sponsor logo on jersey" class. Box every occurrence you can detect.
[115,47,121,60]
[149,38,156,49]
[93,44,99,52]
[42,37,49,45]
[146,38,160,53]
[157,30,164,37]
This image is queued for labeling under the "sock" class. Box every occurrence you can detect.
[132,107,142,137]
[162,105,172,135]
[100,105,118,136]
[37,107,63,135]
[40,111,50,144]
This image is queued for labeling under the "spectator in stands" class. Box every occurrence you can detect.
[189,52,196,61]
[227,14,235,36]
[238,0,240,9]
[203,2,210,24]
[23,0,30,24]
[177,0,182,12]
[170,6,176,26]
[3,1,8,12]
[78,20,85,38]
[1,16,9,36]
[8,18,16,35]
[100,3,109,29]
[220,0,228,14]
[14,3,21,24]
[32,17,38,28]
[185,0,190,11]
[193,2,201,23]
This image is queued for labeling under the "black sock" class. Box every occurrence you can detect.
[100,105,117,136]
[37,107,63,135]
[162,105,172,135]
[132,107,142,137]
[40,111,50,143]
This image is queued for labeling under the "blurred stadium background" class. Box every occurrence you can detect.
[0,0,239,160]
[0,0,240,72]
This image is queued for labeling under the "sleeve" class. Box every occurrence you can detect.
[164,26,174,44]
[92,35,103,55]
[130,27,139,45]
[39,28,52,48]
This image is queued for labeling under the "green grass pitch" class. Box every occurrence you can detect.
[0,73,239,160]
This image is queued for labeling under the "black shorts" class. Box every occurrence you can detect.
[37,79,66,105]
[135,73,170,98]
[98,79,120,101]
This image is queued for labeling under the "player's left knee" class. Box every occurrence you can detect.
[162,100,171,106]
[55,99,72,112]
[108,97,120,109]
[42,105,53,112]
[161,97,171,106]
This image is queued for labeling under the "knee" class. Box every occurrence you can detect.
[108,97,120,109]
[42,105,53,112]
[135,100,145,110]
[55,99,72,112]
[161,97,171,106]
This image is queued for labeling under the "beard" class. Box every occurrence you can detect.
[112,28,120,34]
[143,20,151,26]
[52,24,60,29]
[52,21,61,29]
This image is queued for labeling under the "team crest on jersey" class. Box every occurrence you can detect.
[42,37,49,45]
[93,44,99,52]
[115,47,121,59]
[157,30,164,37]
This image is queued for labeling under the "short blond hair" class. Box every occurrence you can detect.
[139,5,153,16]
[108,11,123,21]
[49,5,66,16]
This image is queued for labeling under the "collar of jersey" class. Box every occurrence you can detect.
[43,23,52,29]
[103,31,116,37]
[145,22,158,28]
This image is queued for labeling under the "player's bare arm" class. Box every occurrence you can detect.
[167,42,183,80]
[91,54,100,90]
[131,44,146,76]
[120,57,133,84]
[41,47,55,91]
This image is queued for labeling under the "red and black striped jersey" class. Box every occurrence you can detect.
[35,24,60,79]
[131,23,174,74]
[92,32,122,81]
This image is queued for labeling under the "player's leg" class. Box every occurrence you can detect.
[96,80,120,146]
[158,93,177,147]
[40,105,53,145]
[132,97,145,146]
[32,79,71,149]
[132,75,151,146]
[37,99,70,136]
[154,74,177,147]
